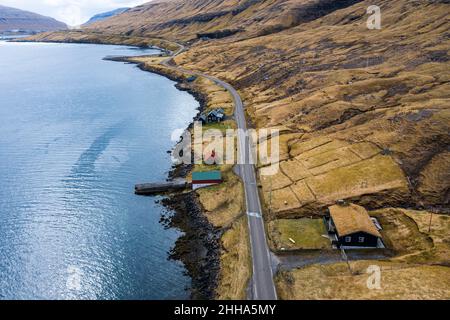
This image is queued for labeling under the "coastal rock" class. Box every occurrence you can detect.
[162,192,221,300]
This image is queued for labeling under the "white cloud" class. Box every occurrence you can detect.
[0,0,151,26]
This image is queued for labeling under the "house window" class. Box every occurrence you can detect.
[359,237,365,243]
[345,236,352,243]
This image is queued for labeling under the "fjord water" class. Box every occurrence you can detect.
[0,42,199,299]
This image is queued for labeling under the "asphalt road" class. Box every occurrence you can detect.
[163,47,278,300]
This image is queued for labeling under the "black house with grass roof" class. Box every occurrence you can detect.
[327,203,383,248]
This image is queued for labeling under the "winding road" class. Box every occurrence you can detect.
[163,45,278,300]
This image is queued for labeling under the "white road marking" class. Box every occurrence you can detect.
[247,212,262,219]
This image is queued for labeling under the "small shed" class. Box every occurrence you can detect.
[327,203,382,248]
[192,171,222,190]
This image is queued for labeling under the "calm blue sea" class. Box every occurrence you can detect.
[0,41,199,299]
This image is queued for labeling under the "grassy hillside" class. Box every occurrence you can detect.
[82,8,129,26]
[0,5,66,33]
[85,0,365,42]
[33,0,449,215]
[174,0,449,215]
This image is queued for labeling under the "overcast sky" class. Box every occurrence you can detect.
[0,0,152,26]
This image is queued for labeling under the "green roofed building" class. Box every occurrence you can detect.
[192,171,222,190]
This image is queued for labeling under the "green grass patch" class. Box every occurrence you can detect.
[269,218,330,250]
[202,121,233,133]
[194,163,222,172]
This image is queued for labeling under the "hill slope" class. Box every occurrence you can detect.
[0,5,66,33]
[85,0,364,42]
[175,0,450,214]
[83,8,129,26]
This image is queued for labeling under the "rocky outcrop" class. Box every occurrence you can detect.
[161,192,221,300]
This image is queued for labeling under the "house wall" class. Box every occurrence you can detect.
[192,182,220,190]
[207,115,220,123]
[338,232,379,247]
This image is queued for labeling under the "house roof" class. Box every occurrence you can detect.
[208,108,225,118]
[199,109,225,121]
[192,171,222,182]
[329,203,382,238]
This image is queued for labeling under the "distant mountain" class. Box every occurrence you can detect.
[83,8,129,26]
[0,5,67,34]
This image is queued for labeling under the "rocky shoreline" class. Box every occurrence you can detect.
[160,192,221,300]
[162,85,222,300]
[21,39,223,299]
[160,86,222,300]
[109,54,223,300]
